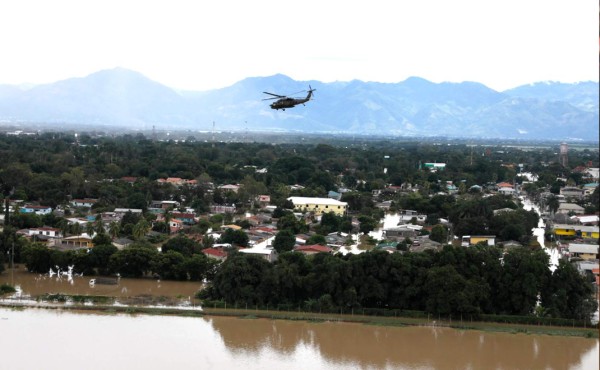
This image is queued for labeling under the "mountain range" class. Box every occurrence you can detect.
[0,68,597,141]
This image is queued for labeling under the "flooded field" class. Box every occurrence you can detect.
[0,265,202,300]
[0,307,597,370]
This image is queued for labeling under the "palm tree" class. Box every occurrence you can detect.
[85,222,95,237]
[70,222,82,236]
[132,219,150,240]
[108,221,120,240]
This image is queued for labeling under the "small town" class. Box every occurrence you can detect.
[0,134,597,331]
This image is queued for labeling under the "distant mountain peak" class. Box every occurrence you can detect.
[0,69,596,141]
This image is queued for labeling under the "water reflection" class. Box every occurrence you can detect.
[0,308,597,370]
[208,316,598,370]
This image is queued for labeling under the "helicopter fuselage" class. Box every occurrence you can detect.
[270,97,307,110]
[264,87,314,110]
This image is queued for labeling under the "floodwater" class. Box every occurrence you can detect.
[0,266,202,301]
[521,196,559,271]
[0,307,597,370]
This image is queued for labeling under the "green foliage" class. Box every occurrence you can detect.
[272,229,296,253]
[0,283,16,295]
[306,234,327,245]
[108,244,159,277]
[161,235,202,257]
[429,224,448,244]
[219,228,249,247]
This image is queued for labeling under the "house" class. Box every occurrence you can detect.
[171,212,196,225]
[573,260,599,275]
[71,198,98,208]
[496,182,513,189]
[375,200,393,210]
[556,203,585,215]
[383,226,419,240]
[553,224,599,239]
[202,247,228,261]
[560,187,585,199]
[397,210,427,223]
[218,184,240,193]
[461,235,496,247]
[156,177,197,187]
[53,234,94,250]
[112,237,134,250]
[210,204,236,213]
[257,195,271,207]
[287,197,347,216]
[498,187,516,196]
[221,224,242,231]
[27,227,62,238]
[571,215,599,226]
[238,247,278,262]
[20,205,52,215]
[566,244,599,261]
[120,176,138,184]
[169,219,184,233]
[325,232,348,248]
[294,244,333,255]
[583,183,599,195]
[114,208,143,216]
[150,200,180,210]
[422,163,446,171]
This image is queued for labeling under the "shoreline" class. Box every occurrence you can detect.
[1,298,597,339]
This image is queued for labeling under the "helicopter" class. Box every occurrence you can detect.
[262,86,316,110]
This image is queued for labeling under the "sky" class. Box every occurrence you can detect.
[0,0,598,92]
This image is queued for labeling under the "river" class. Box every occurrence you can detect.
[0,307,597,370]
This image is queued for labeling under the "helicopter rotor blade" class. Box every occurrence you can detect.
[263,91,285,98]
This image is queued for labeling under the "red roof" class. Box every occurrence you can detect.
[295,244,332,253]
[172,212,195,219]
[202,248,228,258]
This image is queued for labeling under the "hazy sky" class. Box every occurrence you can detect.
[1,0,598,91]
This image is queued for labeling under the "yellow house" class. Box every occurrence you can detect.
[461,235,496,247]
[553,224,600,239]
[54,234,94,250]
[287,197,347,216]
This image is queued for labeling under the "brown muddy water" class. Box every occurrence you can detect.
[0,265,202,300]
[0,308,597,370]
[1,267,599,370]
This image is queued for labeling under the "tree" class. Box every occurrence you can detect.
[183,254,216,281]
[108,221,121,239]
[151,250,186,280]
[132,219,150,240]
[219,228,249,247]
[358,215,377,234]
[92,233,113,247]
[108,244,158,278]
[272,229,296,253]
[306,234,327,245]
[542,259,598,321]
[429,224,448,244]
[21,243,53,273]
[89,244,118,275]
[162,235,201,257]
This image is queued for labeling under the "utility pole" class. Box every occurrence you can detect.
[11,241,14,286]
